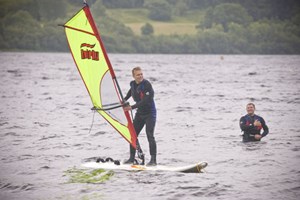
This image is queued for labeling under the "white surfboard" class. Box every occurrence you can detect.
[82,161,208,173]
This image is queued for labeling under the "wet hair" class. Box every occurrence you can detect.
[132,67,142,76]
[247,103,256,109]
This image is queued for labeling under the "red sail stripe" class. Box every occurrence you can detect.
[80,43,96,48]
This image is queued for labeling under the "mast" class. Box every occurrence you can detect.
[81,2,144,162]
[64,1,144,160]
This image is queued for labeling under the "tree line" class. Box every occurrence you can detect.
[0,0,299,54]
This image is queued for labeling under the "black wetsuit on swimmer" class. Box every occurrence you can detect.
[124,79,157,165]
[240,114,269,142]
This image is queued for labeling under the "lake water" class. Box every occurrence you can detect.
[0,53,299,200]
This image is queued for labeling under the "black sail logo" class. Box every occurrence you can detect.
[80,43,99,61]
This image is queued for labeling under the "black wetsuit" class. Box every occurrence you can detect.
[124,79,157,156]
[240,114,269,142]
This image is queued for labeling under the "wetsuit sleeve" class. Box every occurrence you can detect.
[239,116,255,132]
[261,118,269,137]
[124,89,131,101]
[131,81,154,109]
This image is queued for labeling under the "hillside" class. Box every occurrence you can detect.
[0,0,299,54]
[106,8,205,35]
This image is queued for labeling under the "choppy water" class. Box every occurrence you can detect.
[0,52,299,200]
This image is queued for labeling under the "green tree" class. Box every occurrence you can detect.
[37,0,67,21]
[132,35,156,53]
[173,1,188,16]
[291,12,300,36]
[1,10,42,50]
[141,23,154,35]
[197,25,231,53]
[202,3,252,32]
[146,0,172,21]
[199,7,213,29]
[227,23,248,53]
[246,20,300,54]
[91,0,106,18]
[102,0,144,8]
[0,0,40,20]
[40,22,67,51]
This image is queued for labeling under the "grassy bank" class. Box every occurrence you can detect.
[106,8,205,35]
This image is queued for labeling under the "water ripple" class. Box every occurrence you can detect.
[1,53,300,200]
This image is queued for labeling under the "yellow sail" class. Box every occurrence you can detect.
[63,4,137,148]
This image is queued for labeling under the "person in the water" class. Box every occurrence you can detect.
[240,103,269,142]
[123,67,157,166]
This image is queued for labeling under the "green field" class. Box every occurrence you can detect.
[106,9,205,35]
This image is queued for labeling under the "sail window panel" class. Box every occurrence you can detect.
[101,71,127,125]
